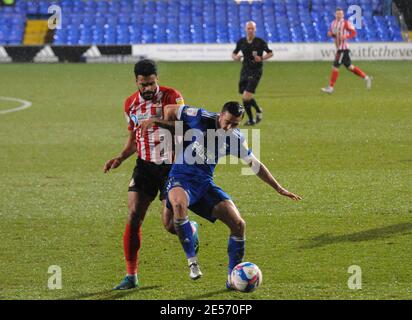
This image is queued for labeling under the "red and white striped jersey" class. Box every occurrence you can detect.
[124,86,184,163]
[329,19,357,50]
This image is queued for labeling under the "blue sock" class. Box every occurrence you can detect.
[228,235,245,275]
[174,218,196,259]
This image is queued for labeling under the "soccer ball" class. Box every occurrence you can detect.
[230,262,263,292]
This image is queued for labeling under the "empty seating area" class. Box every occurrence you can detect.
[0,0,404,45]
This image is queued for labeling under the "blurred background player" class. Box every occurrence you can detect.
[232,21,273,126]
[103,59,198,290]
[154,102,301,287]
[322,8,373,94]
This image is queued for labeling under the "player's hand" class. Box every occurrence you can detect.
[233,55,242,61]
[278,188,302,201]
[254,56,262,62]
[103,157,122,173]
[140,118,156,133]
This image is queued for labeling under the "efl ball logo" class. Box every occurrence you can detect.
[230,262,262,293]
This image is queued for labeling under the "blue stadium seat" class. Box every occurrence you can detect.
[0,0,406,45]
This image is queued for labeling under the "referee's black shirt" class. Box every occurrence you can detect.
[233,37,273,72]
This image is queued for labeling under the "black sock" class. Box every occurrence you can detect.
[250,99,262,113]
[242,100,253,122]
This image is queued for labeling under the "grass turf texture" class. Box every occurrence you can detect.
[0,61,411,300]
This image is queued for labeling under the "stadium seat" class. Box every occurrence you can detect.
[0,0,406,45]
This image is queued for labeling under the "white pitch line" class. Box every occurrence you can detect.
[0,96,32,115]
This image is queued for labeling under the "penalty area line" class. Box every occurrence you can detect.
[0,96,32,115]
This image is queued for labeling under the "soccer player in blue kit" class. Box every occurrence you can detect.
[142,101,302,288]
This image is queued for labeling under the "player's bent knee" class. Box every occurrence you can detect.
[127,208,144,226]
[127,202,150,226]
[128,203,145,217]
[232,218,246,237]
[172,201,185,211]
[170,201,187,218]
[242,93,253,101]
[239,219,246,234]
[127,192,151,223]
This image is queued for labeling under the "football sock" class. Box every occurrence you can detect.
[250,99,262,113]
[351,66,367,79]
[242,100,254,122]
[228,235,245,275]
[330,69,339,87]
[123,223,142,275]
[174,218,196,259]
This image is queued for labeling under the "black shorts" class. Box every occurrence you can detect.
[128,158,171,201]
[333,49,352,68]
[238,69,262,94]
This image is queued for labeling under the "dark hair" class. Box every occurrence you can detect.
[336,7,344,12]
[221,101,244,118]
[134,59,158,77]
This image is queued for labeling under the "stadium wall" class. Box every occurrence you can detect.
[132,43,412,61]
[1,43,412,63]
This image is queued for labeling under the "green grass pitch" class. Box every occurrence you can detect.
[0,61,411,300]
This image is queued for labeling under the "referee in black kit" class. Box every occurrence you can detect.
[232,21,273,126]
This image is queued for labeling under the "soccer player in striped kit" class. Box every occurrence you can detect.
[103,59,199,290]
[321,8,372,94]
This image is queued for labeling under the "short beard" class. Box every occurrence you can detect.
[141,91,155,101]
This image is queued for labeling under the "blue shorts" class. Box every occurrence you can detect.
[166,176,231,223]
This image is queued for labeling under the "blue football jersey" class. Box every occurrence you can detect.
[170,105,253,179]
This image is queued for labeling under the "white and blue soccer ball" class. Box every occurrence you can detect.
[230,262,263,292]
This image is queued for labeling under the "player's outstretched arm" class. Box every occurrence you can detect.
[163,104,181,121]
[248,154,302,201]
[103,130,136,173]
[140,104,181,133]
